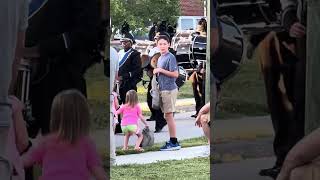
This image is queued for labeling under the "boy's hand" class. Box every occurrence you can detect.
[153,68,163,74]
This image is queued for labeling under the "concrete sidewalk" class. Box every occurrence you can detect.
[214,157,276,180]
[115,145,209,166]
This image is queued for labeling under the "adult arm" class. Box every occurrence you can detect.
[277,128,320,180]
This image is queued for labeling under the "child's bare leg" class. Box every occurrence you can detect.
[123,133,130,150]
[201,120,210,144]
[165,112,176,138]
[135,133,144,150]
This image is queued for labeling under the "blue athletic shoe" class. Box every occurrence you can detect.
[160,141,181,151]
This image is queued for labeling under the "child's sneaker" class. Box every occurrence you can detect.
[160,141,181,151]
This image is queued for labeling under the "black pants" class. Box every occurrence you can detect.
[191,71,205,114]
[147,76,167,130]
[261,34,305,167]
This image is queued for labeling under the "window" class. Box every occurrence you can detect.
[181,19,194,30]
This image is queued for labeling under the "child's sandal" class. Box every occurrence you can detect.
[122,147,129,151]
[134,147,144,152]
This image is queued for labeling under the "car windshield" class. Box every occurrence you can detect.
[181,19,194,30]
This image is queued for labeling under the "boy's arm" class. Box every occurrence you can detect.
[155,68,178,78]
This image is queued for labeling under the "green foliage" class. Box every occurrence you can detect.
[111,0,181,34]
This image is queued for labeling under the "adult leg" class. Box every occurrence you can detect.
[154,109,167,132]
[258,34,293,177]
[147,76,157,121]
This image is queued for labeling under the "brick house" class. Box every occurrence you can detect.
[180,0,205,16]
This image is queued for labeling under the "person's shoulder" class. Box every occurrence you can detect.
[38,133,59,148]
[168,52,176,59]
[81,136,95,145]
[78,136,96,150]
[135,104,142,109]
[118,49,125,54]
[167,52,177,62]
[131,49,140,56]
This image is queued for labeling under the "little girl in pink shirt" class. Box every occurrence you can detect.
[23,89,106,180]
[116,90,148,152]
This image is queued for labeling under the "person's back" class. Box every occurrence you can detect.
[27,134,100,180]
[23,90,106,180]
[117,104,141,126]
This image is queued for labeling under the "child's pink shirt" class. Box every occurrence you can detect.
[115,104,142,126]
[26,134,102,180]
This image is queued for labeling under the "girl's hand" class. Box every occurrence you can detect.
[195,116,202,127]
[153,68,163,74]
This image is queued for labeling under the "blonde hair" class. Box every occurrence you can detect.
[125,90,139,108]
[50,89,90,144]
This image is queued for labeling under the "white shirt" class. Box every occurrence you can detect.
[110,47,119,92]
[148,47,160,57]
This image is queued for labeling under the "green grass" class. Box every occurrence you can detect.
[116,136,208,155]
[216,54,269,118]
[111,157,210,180]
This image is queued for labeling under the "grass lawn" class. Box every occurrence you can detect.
[116,136,208,155]
[111,157,210,180]
[216,54,269,119]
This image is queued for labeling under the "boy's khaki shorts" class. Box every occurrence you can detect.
[160,89,178,113]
